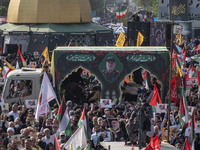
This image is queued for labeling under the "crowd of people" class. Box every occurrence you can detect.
[0,37,199,150]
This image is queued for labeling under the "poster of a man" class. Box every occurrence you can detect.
[102,56,119,82]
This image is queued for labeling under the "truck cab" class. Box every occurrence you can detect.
[2,68,43,105]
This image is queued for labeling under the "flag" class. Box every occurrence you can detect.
[188,109,195,148]
[176,30,183,45]
[115,31,125,47]
[32,63,35,68]
[179,89,189,128]
[189,64,194,78]
[19,53,27,67]
[63,125,87,150]
[84,144,90,150]
[172,49,176,69]
[150,84,162,106]
[35,72,57,121]
[153,135,161,150]
[54,134,61,150]
[171,75,178,103]
[150,136,154,149]
[182,138,191,150]
[195,44,200,51]
[144,144,154,150]
[0,44,2,53]
[186,71,190,81]
[58,102,72,137]
[183,51,186,62]
[17,45,20,55]
[182,47,185,54]
[176,54,183,77]
[78,105,88,139]
[57,96,66,122]
[2,66,12,78]
[42,47,50,63]
[136,32,144,46]
[4,60,15,70]
[116,6,127,18]
[132,144,134,150]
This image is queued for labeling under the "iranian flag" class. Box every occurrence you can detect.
[78,106,88,139]
[116,7,127,18]
[179,89,189,128]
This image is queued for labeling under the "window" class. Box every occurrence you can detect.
[8,80,32,98]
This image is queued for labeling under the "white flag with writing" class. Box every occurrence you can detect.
[35,72,56,121]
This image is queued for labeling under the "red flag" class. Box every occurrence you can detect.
[150,136,154,149]
[183,51,186,62]
[144,144,154,150]
[150,84,162,106]
[182,47,186,54]
[54,134,61,150]
[153,135,161,150]
[171,75,178,103]
[182,138,191,150]
[132,144,134,150]
[17,45,20,55]
[195,44,200,51]
[143,70,147,79]
[0,44,2,53]
[172,49,175,59]
[186,71,190,81]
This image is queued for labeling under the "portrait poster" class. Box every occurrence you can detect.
[11,134,21,145]
[1,103,9,114]
[109,118,120,131]
[101,131,111,142]
[162,128,172,141]
[188,106,195,116]
[150,22,167,46]
[196,123,200,134]
[25,99,37,109]
[156,104,168,114]
[100,99,112,108]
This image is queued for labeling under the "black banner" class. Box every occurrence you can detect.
[170,0,188,21]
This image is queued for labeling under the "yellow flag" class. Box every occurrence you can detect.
[116,31,125,47]
[42,47,50,63]
[70,144,73,150]
[38,146,43,150]
[137,32,144,46]
[32,63,35,68]
[4,60,15,70]
[130,75,133,82]
[176,30,182,45]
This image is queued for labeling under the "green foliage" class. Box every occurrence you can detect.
[133,0,159,17]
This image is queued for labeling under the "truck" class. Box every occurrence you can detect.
[2,46,169,105]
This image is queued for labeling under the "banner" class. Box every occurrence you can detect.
[115,31,125,47]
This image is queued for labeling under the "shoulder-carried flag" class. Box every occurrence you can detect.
[137,32,144,46]
[182,138,191,150]
[116,31,125,47]
[179,89,189,128]
[54,134,61,150]
[63,125,87,150]
[150,84,162,106]
[171,74,178,103]
[58,97,72,137]
[35,72,57,121]
[42,47,50,63]
[78,105,88,139]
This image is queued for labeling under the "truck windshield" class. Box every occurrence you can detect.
[8,80,32,98]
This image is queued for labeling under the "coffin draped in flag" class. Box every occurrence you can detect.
[63,125,87,150]
[35,72,56,121]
